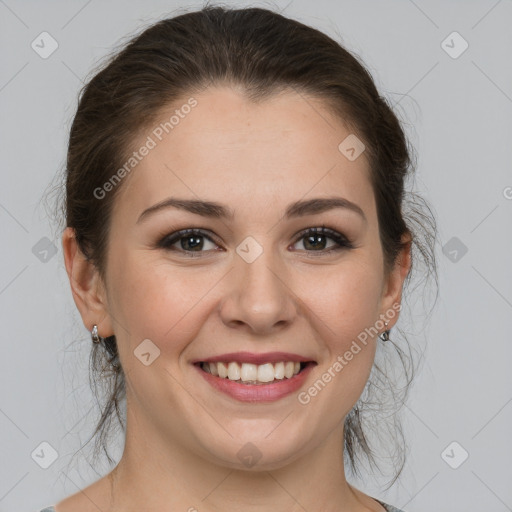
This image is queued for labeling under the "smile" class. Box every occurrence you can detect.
[200,360,308,384]
[193,357,317,402]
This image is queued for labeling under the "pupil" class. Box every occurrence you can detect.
[305,234,325,250]
[182,235,203,251]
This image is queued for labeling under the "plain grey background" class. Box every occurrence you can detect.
[1,0,511,511]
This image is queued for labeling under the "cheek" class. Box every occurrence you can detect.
[107,254,217,359]
[295,263,383,420]
[306,263,382,335]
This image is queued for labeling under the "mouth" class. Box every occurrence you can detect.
[196,360,315,385]
[192,354,317,402]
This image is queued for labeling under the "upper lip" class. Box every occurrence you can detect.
[192,351,316,365]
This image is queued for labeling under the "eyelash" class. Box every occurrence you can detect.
[156,226,354,258]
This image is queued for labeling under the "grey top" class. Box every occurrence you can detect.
[39,499,405,511]
[375,499,407,512]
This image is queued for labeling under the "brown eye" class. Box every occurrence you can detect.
[158,229,220,256]
[292,227,353,254]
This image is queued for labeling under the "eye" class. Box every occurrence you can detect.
[157,228,221,257]
[157,226,354,258]
[291,226,354,254]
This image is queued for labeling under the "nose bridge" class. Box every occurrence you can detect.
[220,238,296,332]
[240,247,282,297]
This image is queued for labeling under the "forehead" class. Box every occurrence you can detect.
[113,86,375,223]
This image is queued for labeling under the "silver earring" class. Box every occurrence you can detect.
[91,324,103,344]
[379,321,390,342]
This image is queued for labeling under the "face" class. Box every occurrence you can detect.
[71,85,408,470]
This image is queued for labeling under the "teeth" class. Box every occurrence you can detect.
[285,361,295,379]
[274,361,285,379]
[227,362,240,380]
[217,362,228,378]
[209,362,218,376]
[257,363,275,383]
[240,363,258,382]
[201,361,304,383]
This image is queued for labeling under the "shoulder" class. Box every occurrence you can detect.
[40,493,406,512]
[43,472,114,512]
[374,498,407,512]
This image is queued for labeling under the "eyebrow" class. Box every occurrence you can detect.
[136,196,367,224]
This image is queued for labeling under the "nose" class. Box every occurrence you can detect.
[218,247,297,335]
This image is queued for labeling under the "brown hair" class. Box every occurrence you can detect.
[47,4,437,487]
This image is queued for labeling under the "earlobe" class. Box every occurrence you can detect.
[62,227,113,336]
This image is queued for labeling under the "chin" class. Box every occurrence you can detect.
[199,430,308,472]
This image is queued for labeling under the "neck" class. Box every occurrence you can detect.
[106,405,375,512]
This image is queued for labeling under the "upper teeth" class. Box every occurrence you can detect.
[201,361,302,383]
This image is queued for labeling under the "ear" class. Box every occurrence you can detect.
[379,232,412,328]
[62,226,114,338]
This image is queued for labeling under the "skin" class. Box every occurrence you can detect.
[60,85,411,512]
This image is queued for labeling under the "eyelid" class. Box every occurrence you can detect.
[292,225,351,244]
[290,226,354,254]
[157,228,222,252]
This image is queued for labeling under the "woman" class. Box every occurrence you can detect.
[41,5,437,511]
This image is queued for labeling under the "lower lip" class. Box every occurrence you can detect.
[194,363,315,402]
